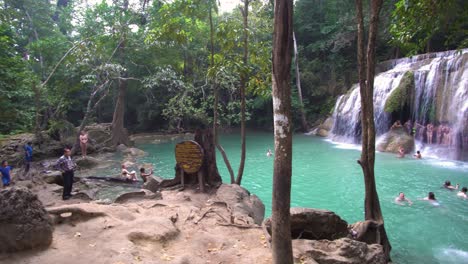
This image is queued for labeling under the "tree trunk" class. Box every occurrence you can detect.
[271,0,294,263]
[355,0,391,261]
[209,2,236,184]
[111,76,130,146]
[32,82,43,144]
[166,129,222,188]
[293,32,308,132]
[236,0,249,185]
[111,3,130,146]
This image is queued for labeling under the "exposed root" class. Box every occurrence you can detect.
[48,207,106,225]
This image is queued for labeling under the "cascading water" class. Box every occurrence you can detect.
[330,49,468,161]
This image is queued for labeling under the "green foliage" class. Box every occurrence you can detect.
[384,71,414,113]
[390,0,468,55]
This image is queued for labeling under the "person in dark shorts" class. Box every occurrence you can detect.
[55,148,76,200]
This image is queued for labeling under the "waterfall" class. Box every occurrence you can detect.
[330,49,468,161]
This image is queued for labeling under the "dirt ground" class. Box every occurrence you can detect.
[0,181,272,264]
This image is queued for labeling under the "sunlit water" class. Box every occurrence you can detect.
[98,132,468,264]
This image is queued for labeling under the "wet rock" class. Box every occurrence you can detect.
[42,171,80,186]
[114,190,162,204]
[0,188,53,252]
[377,127,414,153]
[72,189,98,201]
[142,175,164,193]
[263,207,349,243]
[123,147,147,157]
[293,238,386,264]
[75,156,100,169]
[43,171,63,185]
[216,184,265,225]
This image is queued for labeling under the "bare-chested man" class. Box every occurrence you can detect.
[426,123,434,144]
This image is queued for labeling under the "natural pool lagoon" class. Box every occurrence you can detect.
[136,132,468,264]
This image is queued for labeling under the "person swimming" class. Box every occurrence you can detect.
[420,192,439,206]
[266,149,273,157]
[395,192,413,205]
[397,146,405,158]
[121,164,137,181]
[413,150,422,159]
[443,180,459,190]
[457,187,468,199]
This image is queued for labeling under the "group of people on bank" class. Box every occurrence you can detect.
[0,130,155,201]
[395,180,467,207]
[391,120,456,146]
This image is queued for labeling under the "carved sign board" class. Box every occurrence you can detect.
[175,140,204,174]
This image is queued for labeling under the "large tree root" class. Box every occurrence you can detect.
[48,207,106,225]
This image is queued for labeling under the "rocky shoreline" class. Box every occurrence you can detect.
[0,174,389,264]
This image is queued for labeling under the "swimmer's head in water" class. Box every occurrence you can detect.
[462,187,467,193]
[140,167,145,173]
[399,192,405,199]
[428,192,436,200]
[445,180,451,186]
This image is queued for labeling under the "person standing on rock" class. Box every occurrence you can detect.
[79,130,89,158]
[24,142,33,173]
[55,148,76,200]
[0,160,13,187]
[426,123,434,144]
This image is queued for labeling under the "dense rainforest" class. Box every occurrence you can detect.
[0,0,466,137]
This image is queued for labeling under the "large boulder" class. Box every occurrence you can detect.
[377,127,414,153]
[263,207,349,242]
[309,117,334,137]
[0,188,54,252]
[216,184,265,225]
[142,175,164,193]
[293,238,386,264]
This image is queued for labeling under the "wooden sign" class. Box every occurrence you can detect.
[175,140,204,174]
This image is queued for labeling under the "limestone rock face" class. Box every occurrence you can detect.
[377,127,414,153]
[263,207,348,242]
[293,238,386,264]
[0,188,54,252]
[216,184,265,225]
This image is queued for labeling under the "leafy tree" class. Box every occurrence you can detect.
[390,0,468,55]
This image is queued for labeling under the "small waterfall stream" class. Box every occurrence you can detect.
[330,49,468,161]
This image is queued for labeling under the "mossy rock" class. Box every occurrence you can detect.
[384,71,414,113]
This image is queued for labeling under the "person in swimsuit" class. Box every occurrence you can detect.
[79,131,89,158]
[140,167,153,183]
[443,180,459,190]
[121,164,137,181]
[266,149,273,157]
[413,150,422,159]
[395,192,413,205]
[397,146,405,158]
[426,123,434,144]
[457,187,467,199]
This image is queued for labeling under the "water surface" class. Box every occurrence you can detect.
[137,132,468,264]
